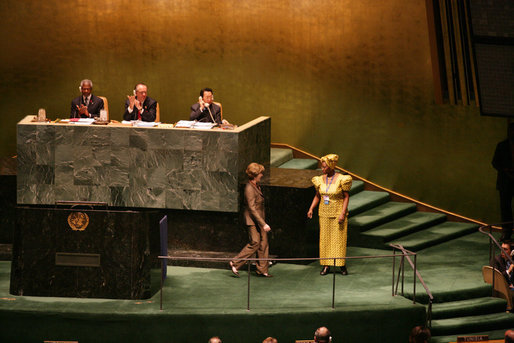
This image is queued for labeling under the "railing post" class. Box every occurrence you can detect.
[160,261,164,311]
[392,248,396,296]
[332,258,336,309]
[427,300,432,328]
[413,254,417,304]
[247,259,251,311]
[401,254,405,296]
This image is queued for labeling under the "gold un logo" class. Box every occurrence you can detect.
[67,212,89,231]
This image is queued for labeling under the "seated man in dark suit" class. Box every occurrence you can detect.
[70,79,104,118]
[491,241,514,288]
[190,87,223,124]
[123,83,157,122]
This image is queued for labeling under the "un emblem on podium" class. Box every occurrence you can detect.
[67,212,89,231]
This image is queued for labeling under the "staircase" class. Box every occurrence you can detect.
[270,147,480,252]
[271,146,514,341]
[430,297,514,342]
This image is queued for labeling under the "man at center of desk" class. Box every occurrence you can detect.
[123,83,158,122]
[190,87,222,124]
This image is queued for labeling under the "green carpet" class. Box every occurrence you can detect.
[1,231,513,342]
[0,246,426,343]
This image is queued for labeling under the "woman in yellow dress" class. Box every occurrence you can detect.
[307,154,352,275]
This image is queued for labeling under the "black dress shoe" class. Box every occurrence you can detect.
[320,266,330,276]
[340,266,348,275]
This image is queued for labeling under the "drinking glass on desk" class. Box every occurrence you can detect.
[37,108,46,122]
[100,110,107,122]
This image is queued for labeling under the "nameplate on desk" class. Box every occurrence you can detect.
[55,252,101,267]
[456,335,489,342]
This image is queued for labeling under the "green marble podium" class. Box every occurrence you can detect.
[16,116,270,212]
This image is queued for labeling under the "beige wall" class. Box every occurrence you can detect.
[1,0,507,222]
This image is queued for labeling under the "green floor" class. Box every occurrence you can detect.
[0,231,511,342]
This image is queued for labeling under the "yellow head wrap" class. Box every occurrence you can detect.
[320,154,339,170]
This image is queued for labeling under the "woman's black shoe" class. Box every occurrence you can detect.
[340,266,348,275]
[320,266,330,275]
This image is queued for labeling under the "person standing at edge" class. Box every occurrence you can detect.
[307,154,352,275]
[492,123,514,242]
[229,162,272,278]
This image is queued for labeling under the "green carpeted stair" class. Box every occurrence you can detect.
[428,296,514,341]
[348,201,417,231]
[270,148,294,167]
[278,158,318,170]
[271,148,319,170]
[429,296,514,339]
[349,180,364,195]
[362,212,447,243]
[431,329,510,343]
[431,297,507,320]
[389,221,479,251]
[347,190,390,216]
[431,312,514,336]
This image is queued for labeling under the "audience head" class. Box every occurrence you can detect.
[134,83,148,102]
[505,329,514,343]
[246,162,265,181]
[501,242,513,259]
[408,326,431,343]
[314,326,331,343]
[262,337,278,343]
[200,87,214,104]
[208,336,222,343]
[320,154,339,174]
[79,79,93,97]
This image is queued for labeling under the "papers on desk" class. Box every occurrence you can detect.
[193,122,216,130]
[134,121,158,128]
[120,120,158,127]
[175,120,216,129]
[70,118,95,125]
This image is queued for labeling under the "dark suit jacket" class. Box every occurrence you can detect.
[491,254,514,285]
[190,103,222,124]
[70,95,104,118]
[243,182,266,229]
[123,97,157,122]
[492,139,514,192]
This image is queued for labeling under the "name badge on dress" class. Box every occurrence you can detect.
[323,195,329,205]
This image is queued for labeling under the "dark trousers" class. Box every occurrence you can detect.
[232,225,269,274]
[500,190,514,239]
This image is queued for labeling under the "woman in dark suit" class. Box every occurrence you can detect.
[229,162,272,277]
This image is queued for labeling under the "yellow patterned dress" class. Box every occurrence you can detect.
[312,174,352,266]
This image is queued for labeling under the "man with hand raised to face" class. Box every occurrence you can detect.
[190,87,224,124]
[123,83,158,122]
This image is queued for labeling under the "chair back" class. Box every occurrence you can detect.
[155,103,160,122]
[98,96,109,120]
[213,101,223,121]
[482,265,513,310]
